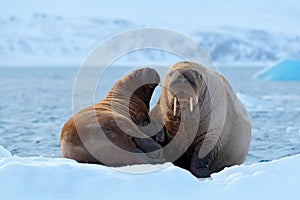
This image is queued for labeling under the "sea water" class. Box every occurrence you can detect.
[0,66,300,164]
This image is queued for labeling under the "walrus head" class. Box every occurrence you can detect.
[164,61,204,117]
[156,61,213,161]
[112,67,160,126]
[104,67,160,127]
[128,68,160,126]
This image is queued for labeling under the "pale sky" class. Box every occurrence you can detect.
[1,0,300,33]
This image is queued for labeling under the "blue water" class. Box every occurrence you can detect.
[0,66,300,164]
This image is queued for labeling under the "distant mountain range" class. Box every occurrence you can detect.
[1,13,300,67]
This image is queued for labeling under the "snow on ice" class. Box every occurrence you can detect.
[0,145,299,199]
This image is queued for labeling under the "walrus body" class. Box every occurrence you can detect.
[150,61,251,177]
[61,68,163,166]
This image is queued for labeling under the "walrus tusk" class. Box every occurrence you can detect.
[190,97,193,112]
[173,97,177,116]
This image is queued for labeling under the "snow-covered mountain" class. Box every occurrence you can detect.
[194,28,300,66]
[1,13,300,67]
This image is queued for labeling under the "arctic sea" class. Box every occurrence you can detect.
[0,66,300,164]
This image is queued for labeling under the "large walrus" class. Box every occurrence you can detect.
[60,68,164,166]
[150,61,251,177]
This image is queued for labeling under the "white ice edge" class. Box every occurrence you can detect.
[0,145,299,199]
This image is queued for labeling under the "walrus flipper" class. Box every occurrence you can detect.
[190,150,214,178]
[134,136,164,163]
[129,133,166,164]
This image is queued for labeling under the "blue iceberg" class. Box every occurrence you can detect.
[255,59,300,81]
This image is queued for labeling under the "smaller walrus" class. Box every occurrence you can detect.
[150,61,251,177]
[60,68,164,166]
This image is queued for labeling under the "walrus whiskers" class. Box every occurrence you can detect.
[190,97,193,112]
[173,97,177,116]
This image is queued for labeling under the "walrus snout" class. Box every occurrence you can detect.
[166,68,202,115]
[169,80,197,101]
[169,69,199,88]
[168,77,198,103]
[167,91,199,115]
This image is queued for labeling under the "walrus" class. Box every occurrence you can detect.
[60,67,164,166]
[149,61,251,177]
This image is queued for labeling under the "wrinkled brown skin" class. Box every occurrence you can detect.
[150,61,251,177]
[60,68,164,166]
